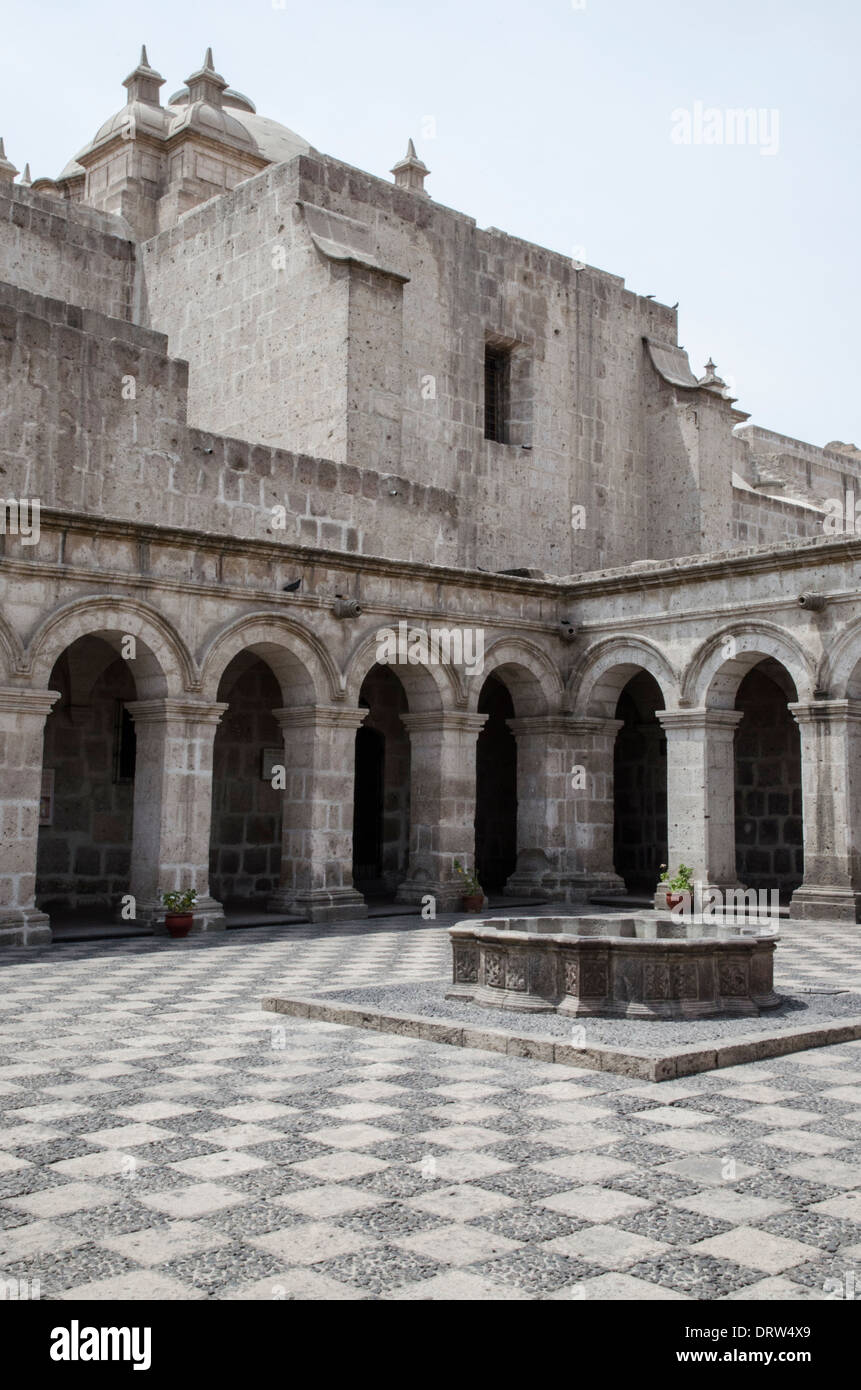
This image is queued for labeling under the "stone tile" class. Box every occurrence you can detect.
[251,1220,378,1265]
[558,1271,691,1300]
[8,1181,122,1218]
[675,1189,788,1223]
[541,1185,651,1222]
[275,1184,383,1219]
[101,1219,229,1266]
[406,1183,515,1223]
[692,1226,821,1274]
[139,1183,250,1219]
[169,1150,270,1181]
[396,1222,521,1266]
[59,1270,206,1300]
[549,1223,669,1269]
[393,1269,532,1300]
[809,1192,861,1223]
[0,1218,84,1259]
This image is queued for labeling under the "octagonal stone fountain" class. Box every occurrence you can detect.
[447,915,780,1019]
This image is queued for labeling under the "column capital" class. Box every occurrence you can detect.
[273,704,367,732]
[400,711,488,735]
[126,699,228,727]
[507,714,623,738]
[657,707,744,735]
[789,699,861,727]
[0,687,61,718]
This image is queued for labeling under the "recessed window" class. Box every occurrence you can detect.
[484,346,510,443]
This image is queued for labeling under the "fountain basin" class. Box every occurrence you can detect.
[447,914,780,1018]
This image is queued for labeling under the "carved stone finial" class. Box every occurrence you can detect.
[391,138,430,193]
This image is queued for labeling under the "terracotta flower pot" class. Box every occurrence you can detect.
[666,892,689,911]
[462,894,484,912]
[165,913,193,938]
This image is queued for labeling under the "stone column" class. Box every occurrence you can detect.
[505,715,624,900]
[562,716,626,900]
[0,687,60,946]
[127,699,228,933]
[267,705,368,923]
[656,708,743,905]
[789,699,861,923]
[397,711,487,911]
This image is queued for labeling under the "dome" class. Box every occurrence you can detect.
[58,48,312,184]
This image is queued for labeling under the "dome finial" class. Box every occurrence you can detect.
[0,138,19,184]
[184,49,227,108]
[21,163,32,186]
[391,137,430,194]
[123,46,164,107]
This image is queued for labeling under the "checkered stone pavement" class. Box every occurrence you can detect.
[0,911,860,1301]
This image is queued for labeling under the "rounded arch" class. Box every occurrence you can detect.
[817,616,861,701]
[683,622,815,710]
[199,614,335,707]
[0,611,25,683]
[467,636,563,716]
[27,597,194,699]
[568,636,678,718]
[343,626,462,712]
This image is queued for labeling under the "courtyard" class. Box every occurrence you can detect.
[1,910,859,1302]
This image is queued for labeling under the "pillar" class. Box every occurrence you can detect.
[127,698,227,933]
[505,715,624,900]
[789,699,861,923]
[397,711,487,911]
[267,705,368,923]
[0,687,59,945]
[656,707,743,905]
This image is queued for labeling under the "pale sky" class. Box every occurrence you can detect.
[2,0,858,448]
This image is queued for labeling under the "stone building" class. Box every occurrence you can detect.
[1,48,860,947]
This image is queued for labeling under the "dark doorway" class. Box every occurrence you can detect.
[613,671,667,892]
[734,660,802,903]
[475,675,517,892]
[353,724,385,887]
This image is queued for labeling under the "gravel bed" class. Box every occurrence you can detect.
[318,981,861,1053]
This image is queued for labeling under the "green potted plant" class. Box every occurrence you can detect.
[162,888,197,939]
[658,863,694,911]
[454,860,484,912]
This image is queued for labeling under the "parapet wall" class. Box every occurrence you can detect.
[0,183,135,322]
[0,279,458,565]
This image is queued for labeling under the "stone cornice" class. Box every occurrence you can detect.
[272,705,366,731]
[400,712,488,735]
[13,508,861,607]
[657,708,744,733]
[126,699,228,725]
[507,715,623,737]
[0,687,60,717]
[789,699,861,727]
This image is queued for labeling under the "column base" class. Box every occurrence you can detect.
[790,885,861,924]
[268,887,368,923]
[0,908,52,947]
[396,880,465,912]
[504,871,626,902]
[141,896,226,935]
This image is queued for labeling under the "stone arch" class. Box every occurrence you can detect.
[27,597,192,698]
[343,627,461,712]
[684,623,815,710]
[568,636,678,718]
[199,614,336,707]
[467,636,562,716]
[0,611,25,682]
[817,616,861,701]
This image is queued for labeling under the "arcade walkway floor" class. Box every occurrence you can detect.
[0,911,859,1301]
